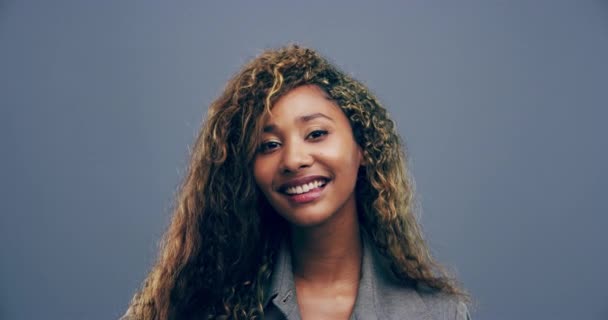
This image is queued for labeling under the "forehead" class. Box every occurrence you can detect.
[260,85,343,126]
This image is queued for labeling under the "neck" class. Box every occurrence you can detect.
[289,210,362,284]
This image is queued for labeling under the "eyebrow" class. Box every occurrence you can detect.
[263,112,335,133]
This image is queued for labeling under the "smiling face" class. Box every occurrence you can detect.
[253,85,364,227]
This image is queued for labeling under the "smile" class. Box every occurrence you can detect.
[284,179,328,195]
[278,178,331,205]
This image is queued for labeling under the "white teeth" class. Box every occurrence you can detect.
[285,180,327,195]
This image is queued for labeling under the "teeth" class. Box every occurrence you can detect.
[285,180,327,195]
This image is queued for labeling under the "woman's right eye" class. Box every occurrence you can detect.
[259,141,280,153]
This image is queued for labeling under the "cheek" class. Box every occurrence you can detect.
[253,158,273,189]
[252,160,264,187]
[326,141,362,170]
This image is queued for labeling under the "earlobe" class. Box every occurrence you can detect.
[358,148,367,166]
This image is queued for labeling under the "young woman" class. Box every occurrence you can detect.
[122,45,471,320]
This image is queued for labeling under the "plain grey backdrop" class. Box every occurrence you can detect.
[1,1,607,319]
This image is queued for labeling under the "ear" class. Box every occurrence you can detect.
[357,146,367,166]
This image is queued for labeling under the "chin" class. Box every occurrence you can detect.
[279,208,334,228]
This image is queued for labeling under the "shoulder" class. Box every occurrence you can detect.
[362,233,471,320]
[369,252,470,319]
[371,264,471,319]
[417,291,471,320]
[375,279,471,320]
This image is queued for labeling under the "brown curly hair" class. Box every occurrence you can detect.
[123,44,468,320]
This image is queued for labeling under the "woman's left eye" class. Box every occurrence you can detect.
[307,130,328,140]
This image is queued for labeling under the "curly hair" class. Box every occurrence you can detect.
[123,44,468,320]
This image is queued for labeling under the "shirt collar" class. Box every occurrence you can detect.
[351,232,378,320]
[264,238,299,318]
[263,232,429,319]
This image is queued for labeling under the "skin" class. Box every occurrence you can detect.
[253,85,365,319]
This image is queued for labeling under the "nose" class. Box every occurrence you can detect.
[279,139,313,174]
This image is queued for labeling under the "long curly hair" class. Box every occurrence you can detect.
[124,44,468,320]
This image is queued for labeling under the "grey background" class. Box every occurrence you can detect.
[1,1,607,319]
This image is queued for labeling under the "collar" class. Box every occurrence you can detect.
[264,238,299,318]
[263,233,431,319]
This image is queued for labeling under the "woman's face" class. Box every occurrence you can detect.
[253,85,363,227]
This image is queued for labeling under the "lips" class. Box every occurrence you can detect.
[284,179,328,195]
[277,175,330,194]
[279,179,330,204]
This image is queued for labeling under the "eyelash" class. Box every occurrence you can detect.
[307,129,328,140]
[258,130,329,153]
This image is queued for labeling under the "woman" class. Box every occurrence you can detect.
[122,44,471,320]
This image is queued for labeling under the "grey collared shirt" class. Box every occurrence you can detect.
[263,234,470,320]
